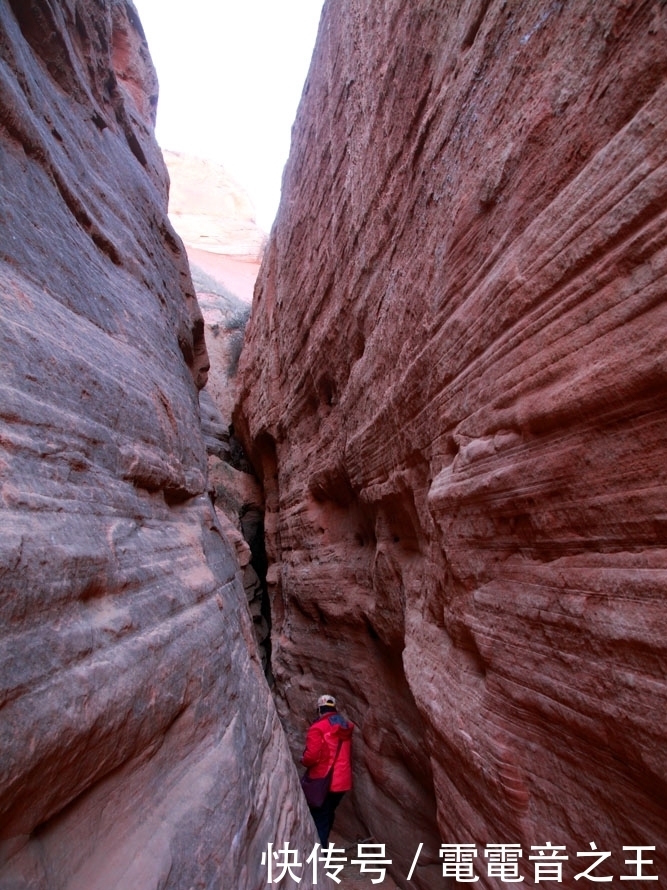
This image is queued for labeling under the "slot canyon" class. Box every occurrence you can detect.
[1,1,667,889]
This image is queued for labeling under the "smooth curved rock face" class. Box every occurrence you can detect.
[236,1,667,885]
[0,1,320,887]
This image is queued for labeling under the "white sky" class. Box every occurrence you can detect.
[133,0,326,231]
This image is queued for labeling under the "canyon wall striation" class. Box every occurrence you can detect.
[161,150,269,674]
[236,1,667,886]
[0,1,319,887]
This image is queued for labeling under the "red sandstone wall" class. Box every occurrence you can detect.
[0,1,321,887]
[236,1,667,886]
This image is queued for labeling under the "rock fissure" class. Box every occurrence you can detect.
[4,0,667,886]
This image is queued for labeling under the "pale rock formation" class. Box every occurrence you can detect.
[164,151,260,453]
[0,1,323,887]
[164,149,265,310]
[166,153,268,669]
[164,149,266,261]
[236,1,667,887]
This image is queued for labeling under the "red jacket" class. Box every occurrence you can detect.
[301,712,354,792]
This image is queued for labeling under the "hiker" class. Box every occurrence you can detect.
[301,694,354,847]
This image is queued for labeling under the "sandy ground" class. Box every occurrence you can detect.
[186,246,261,303]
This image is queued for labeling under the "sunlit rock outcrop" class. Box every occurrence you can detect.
[165,150,265,258]
[164,149,265,305]
[236,1,667,886]
[0,1,320,887]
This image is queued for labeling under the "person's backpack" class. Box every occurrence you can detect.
[300,738,343,807]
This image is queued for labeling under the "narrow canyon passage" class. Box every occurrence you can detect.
[1,1,667,889]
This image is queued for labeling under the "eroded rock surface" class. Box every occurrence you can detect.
[0,1,319,887]
[165,151,269,676]
[236,1,667,886]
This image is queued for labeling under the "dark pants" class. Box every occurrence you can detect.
[309,791,345,847]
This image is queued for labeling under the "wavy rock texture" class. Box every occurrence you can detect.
[0,1,321,887]
[236,1,667,886]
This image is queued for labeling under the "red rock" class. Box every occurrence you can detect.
[0,1,324,887]
[236,1,667,886]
